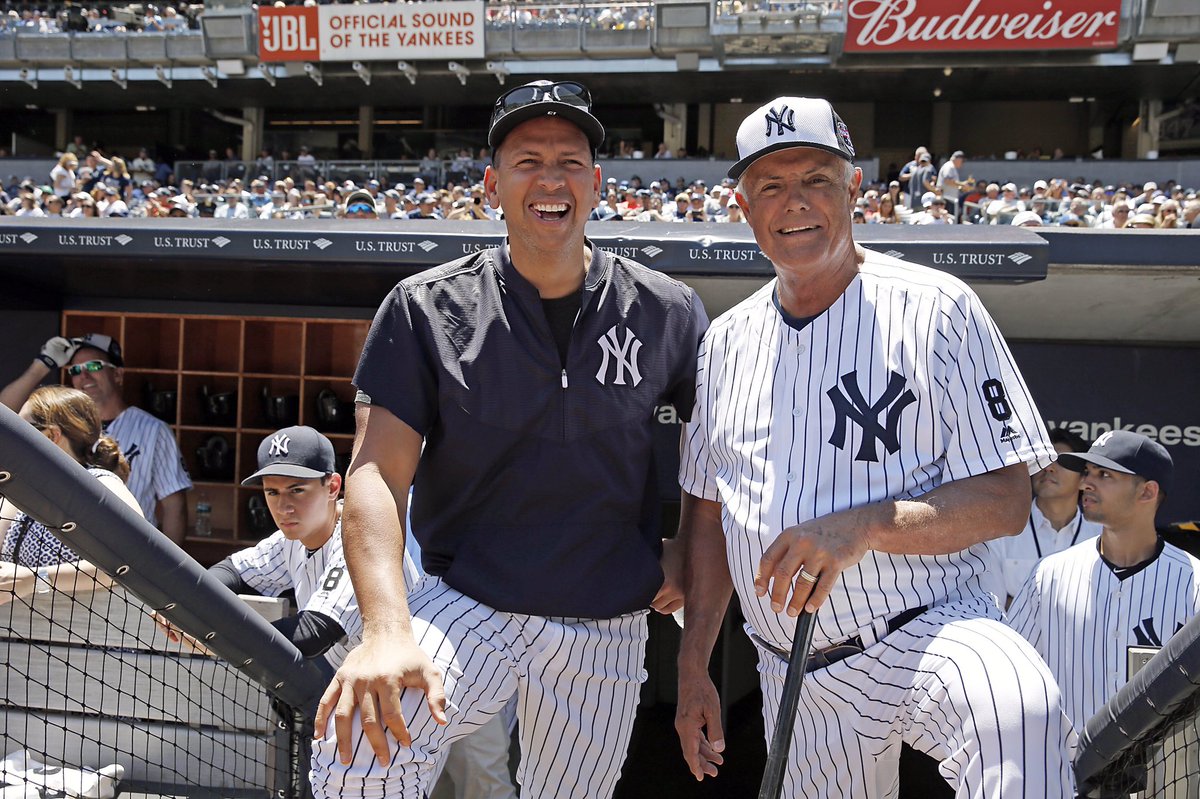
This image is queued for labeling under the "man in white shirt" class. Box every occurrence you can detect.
[214,189,249,219]
[99,186,128,217]
[990,429,1103,606]
[936,150,970,219]
[911,193,955,225]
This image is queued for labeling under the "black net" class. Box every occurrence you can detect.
[1,505,289,799]
[1097,690,1200,799]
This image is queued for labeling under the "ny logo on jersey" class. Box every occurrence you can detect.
[268,434,290,457]
[596,325,643,387]
[764,105,796,138]
[123,443,141,464]
[1132,617,1184,648]
[827,370,917,463]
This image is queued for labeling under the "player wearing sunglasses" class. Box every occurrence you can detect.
[66,360,116,377]
[310,80,708,799]
[1,333,192,544]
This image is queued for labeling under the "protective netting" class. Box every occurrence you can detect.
[1096,690,1200,799]
[0,506,287,799]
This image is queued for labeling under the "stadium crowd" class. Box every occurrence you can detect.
[3,141,1199,228]
[0,0,657,34]
[0,2,199,33]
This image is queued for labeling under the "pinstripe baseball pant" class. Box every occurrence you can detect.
[753,597,1076,798]
[310,577,648,799]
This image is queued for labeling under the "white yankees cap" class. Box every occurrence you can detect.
[729,96,855,180]
[242,425,337,486]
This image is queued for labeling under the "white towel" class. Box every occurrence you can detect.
[0,750,124,799]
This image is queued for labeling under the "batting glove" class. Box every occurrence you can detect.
[37,336,80,370]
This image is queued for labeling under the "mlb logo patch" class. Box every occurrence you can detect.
[836,118,855,157]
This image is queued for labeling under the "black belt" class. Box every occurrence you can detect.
[755,605,929,673]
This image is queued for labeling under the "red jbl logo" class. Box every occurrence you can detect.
[259,8,319,62]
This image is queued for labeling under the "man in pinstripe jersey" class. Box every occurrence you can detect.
[1009,431,1200,735]
[0,333,191,543]
[674,97,1076,796]
[157,426,398,671]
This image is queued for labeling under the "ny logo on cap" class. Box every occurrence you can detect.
[1094,431,1115,448]
[269,434,290,457]
[764,105,796,138]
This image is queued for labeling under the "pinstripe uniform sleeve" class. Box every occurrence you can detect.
[228,531,294,597]
[678,328,719,501]
[304,540,360,641]
[937,286,1054,481]
[1006,567,1043,658]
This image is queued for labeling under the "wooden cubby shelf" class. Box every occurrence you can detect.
[63,310,367,564]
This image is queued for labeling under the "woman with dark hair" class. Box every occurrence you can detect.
[0,386,142,602]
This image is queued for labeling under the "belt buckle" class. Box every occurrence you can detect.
[805,642,864,673]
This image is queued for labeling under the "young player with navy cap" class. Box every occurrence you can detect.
[1009,431,1200,735]
[173,426,419,671]
[674,96,1075,795]
[310,81,706,799]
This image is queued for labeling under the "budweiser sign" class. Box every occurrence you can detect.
[845,0,1121,53]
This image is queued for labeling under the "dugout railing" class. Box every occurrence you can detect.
[1074,608,1200,798]
[0,404,328,799]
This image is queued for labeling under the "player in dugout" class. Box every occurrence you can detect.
[1009,431,1200,736]
[156,426,415,672]
[159,426,519,798]
[673,96,1075,796]
[1,334,191,544]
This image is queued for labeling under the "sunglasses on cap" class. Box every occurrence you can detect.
[346,203,375,215]
[490,81,592,128]
[66,360,115,376]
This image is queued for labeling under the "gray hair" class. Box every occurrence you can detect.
[736,158,857,200]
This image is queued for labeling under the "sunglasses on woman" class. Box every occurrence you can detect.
[490,81,592,129]
[66,360,115,376]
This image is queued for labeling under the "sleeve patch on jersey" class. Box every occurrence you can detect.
[981,378,1023,444]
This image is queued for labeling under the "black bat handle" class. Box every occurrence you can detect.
[757,610,818,799]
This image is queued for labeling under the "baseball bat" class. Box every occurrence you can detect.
[757,609,817,799]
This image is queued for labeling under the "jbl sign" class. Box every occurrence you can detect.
[259,7,319,61]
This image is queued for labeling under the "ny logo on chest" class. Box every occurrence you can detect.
[826,370,916,463]
[1132,617,1184,648]
[596,325,643,387]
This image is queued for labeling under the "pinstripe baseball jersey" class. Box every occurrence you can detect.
[103,406,191,527]
[989,501,1102,603]
[229,507,421,668]
[1008,537,1200,733]
[680,250,1056,651]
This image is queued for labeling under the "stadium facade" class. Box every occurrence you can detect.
[0,0,1198,171]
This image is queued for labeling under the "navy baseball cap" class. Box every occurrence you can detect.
[242,426,336,486]
[488,80,604,151]
[1057,430,1173,496]
[729,96,855,180]
[74,333,124,367]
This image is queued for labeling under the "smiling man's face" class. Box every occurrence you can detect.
[485,116,600,258]
[736,147,860,276]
